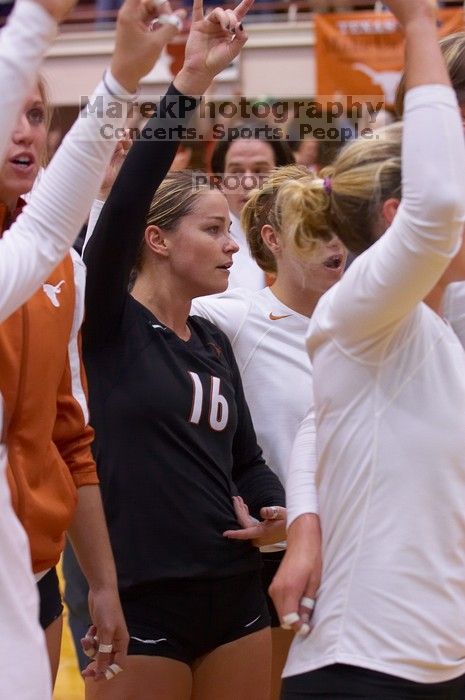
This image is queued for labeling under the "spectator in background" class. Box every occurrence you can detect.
[291,137,319,169]
[209,123,294,290]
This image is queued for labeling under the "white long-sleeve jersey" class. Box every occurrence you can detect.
[284,85,465,684]
[191,286,312,487]
[0,5,137,697]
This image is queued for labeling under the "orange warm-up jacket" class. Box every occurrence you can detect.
[0,202,99,573]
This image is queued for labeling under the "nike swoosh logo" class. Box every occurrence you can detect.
[130,636,168,645]
[269,312,291,321]
[244,615,261,628]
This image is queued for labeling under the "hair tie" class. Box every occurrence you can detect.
[323,177,332,196]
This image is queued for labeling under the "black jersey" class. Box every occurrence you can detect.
[83,85,285,590]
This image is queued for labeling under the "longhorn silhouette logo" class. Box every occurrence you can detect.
[42,280,65,307]
[352,63,402,104]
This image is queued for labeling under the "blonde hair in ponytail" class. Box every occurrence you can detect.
[241,165,331,273]
[324,122,402,255]
[276,177,331,258]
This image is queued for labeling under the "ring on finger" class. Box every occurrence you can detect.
[300,596,316,611]
[158,13,183,30]
[98,643,113,654]
[104,663,123,681]
[281,612,300,629]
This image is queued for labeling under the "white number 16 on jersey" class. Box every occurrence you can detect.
[188,371,229,432]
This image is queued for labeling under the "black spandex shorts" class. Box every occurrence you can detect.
[120,570,270,664]
[260,550,285,628]
[38,567,63,630]
[281,664,465,700]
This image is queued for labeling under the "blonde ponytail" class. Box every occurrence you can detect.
[326,123,402,254]
[241,165,331,272]
[276,178,330,258]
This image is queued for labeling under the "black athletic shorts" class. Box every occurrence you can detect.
[261,550,285,628]
[281,664,465,700]
[120,570,270,664]
[38,567,63,630]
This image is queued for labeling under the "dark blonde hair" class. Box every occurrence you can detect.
[395,32,465,115]
[241,165,331,273]
[35,75,53,167]
[259,126,402,258]
[37,75,53,132]
[132,170,218,278]
[321,123,402,255]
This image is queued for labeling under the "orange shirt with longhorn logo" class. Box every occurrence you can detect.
[0,201,98,573]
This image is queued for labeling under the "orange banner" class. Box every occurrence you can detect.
[316,9,465,106]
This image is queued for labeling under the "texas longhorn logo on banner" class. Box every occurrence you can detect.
[316,9,465,107]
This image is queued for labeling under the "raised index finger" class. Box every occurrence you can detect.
[192,0,204,23]
[233,0,254,22]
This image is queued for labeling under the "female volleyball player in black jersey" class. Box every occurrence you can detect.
[81,1,286,698]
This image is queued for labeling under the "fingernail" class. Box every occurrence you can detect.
[83,646,96,658]
[281,623,292,630]
[297,623,311,636]
[81,668,96,679]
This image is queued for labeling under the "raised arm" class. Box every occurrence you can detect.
[83,0,254,347]
[0,75,135,323]
[319,0,465,348]
[0,0,182,323]
[0,0,74,166]
[0,0,77,321]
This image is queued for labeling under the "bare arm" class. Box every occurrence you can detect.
[67,486,127,679]
[269,513,321,635]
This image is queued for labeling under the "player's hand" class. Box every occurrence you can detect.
[223,495,287,547]
[111,0,186,92]
[99,131,132,201]
[269,513,321,637]
[81,587,129,682]
[174,0,254,95]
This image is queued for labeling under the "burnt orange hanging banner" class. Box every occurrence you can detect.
[316,9,465,106]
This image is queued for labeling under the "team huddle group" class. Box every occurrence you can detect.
[2,0,465,699]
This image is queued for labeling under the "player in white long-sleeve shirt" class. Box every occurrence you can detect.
[191,164,346,700]
[270,1,465,698]
[0,0,183,695]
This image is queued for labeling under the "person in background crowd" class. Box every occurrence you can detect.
[209,124,294,290]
